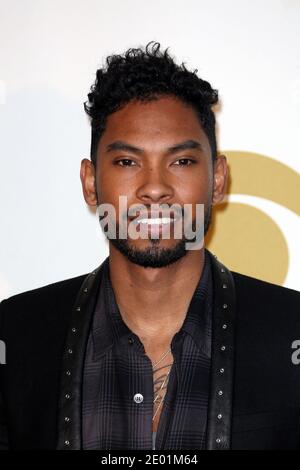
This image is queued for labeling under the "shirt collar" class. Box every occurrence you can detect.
[90,249,213,361]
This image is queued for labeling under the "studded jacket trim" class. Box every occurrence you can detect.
[206,252,236,450]
[56,251,236,450]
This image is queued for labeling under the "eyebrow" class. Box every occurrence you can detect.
[105,139,203,155]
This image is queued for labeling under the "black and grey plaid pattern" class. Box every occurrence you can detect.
[82,251,213,450]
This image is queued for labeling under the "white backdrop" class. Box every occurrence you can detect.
[0,0,299,300]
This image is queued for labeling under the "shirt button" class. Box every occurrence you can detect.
[133,393,144,404]
[128,337,134,345]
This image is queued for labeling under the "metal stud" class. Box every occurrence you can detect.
[223,303,228,309]
[64,417,70,423]
[83,287,88,293]
[66,370,71,376]
[218,414,223,420]
[220,368,225,373]
[218,390,223,396]
[65,393,71,399]
[68,348,73,354]
[64,440,70,446]
[216,438,221,443]
[76,306,81,312]
[71,327,77,333]
[221,268,225,273]
[222,283,227,289]
[222,324,227,330]
[221,345,226,351]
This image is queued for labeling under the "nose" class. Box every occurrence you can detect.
[135,166,174,204]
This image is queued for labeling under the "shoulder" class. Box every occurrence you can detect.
[208,249,300,317]
[232,271,300,310]
[0,273,88,329]
[230,271,300,341]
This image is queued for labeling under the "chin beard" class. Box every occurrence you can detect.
[107,205,212,269]
[110,237,188,268]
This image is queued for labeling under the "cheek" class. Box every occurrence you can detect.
[96,165,136,209]
[178,172,213,225]
[178,171,212,204]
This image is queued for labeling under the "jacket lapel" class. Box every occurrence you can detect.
[56,261,106,450]
[56,251,237,450]
[206,251,237,450]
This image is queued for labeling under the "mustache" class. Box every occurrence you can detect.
[98,206,190,223]
[125,204,184,222]
[98,203,204,224]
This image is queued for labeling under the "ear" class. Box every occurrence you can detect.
[212,154,228,205]
[80,158,98,206]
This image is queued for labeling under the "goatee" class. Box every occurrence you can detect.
[108,204,212,269]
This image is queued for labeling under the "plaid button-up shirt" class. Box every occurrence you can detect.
[82,251,213,450]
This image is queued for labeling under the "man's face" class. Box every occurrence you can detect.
[81,95,227,268]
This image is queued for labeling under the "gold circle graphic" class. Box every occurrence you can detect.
[206,151,300,286]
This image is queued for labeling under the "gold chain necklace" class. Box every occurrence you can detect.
[152,347,173,422]
[152,347,171,368]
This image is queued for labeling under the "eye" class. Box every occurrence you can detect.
[173,158,196,166]
[114,158,137,167]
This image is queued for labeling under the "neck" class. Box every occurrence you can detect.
[108,245,205,346]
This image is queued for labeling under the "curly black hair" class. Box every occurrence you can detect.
[84,41,219,165]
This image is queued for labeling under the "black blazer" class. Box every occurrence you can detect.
[1,251,300,450]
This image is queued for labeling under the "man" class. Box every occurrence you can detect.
[0,42,300,450]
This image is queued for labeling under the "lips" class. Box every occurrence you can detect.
[129,210,181,225]
[136,217,175,225]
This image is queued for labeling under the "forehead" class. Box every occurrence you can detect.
[99,95,210,151]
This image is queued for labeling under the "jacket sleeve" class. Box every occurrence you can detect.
[0,300,9,450]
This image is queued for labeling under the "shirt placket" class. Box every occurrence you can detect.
[121,334,154,449]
